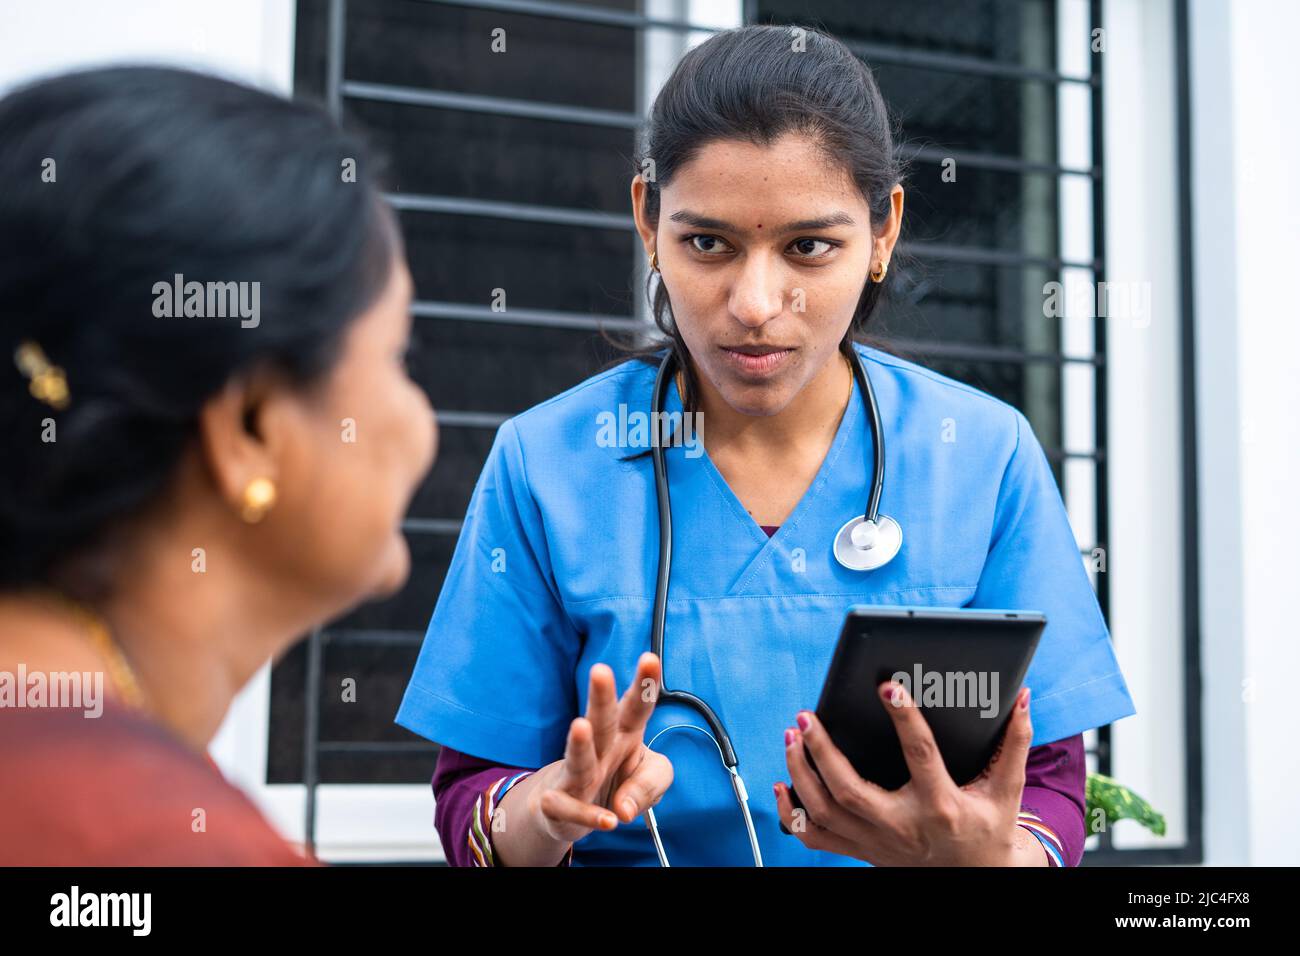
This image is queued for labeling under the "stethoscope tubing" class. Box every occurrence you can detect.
[644,346,888,865]
[650,354,740,768]
[849,348,887,525]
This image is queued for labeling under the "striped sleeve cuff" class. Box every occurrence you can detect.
[469,771,575,867]
[1017,810,1065,867]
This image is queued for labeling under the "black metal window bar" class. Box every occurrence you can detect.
[293,0,1200,865]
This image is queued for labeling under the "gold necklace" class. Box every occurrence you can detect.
[46,592,149,713]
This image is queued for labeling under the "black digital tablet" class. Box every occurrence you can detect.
[785,606,1046,821]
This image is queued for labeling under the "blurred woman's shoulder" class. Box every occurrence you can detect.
[0,702,316,866]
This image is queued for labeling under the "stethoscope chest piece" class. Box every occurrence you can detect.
[833,513,903,571]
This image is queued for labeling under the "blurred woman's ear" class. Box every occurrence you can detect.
[196,373,285,522]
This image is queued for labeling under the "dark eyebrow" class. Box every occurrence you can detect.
[781,212,857,231]
[667,209,857,232]
[668,210,737,231]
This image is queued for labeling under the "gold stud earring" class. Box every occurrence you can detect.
[648,249,659,273]
[870,258,889,283]
[240,477,277,524]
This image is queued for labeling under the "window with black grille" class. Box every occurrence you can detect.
[276,0,1123,859]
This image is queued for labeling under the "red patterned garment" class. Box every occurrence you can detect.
[0,701,317,866]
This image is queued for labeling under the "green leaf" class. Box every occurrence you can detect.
[1085,772,1166,837]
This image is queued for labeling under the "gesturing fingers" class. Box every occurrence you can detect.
[539,787,618,834]
[617,652,661,736]
[560,715,600,792]
[585,663,619,757]
[609,747,674,823]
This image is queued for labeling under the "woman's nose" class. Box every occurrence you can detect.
[728,255,785,328]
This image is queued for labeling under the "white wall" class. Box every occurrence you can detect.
[0,0,295,95]
[1190,0,1300,866]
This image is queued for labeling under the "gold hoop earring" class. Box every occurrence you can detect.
[870,258,889,283]
[240,477,277,524]
[648,249,659,273]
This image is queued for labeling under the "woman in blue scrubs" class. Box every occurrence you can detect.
[397,24,1135,867]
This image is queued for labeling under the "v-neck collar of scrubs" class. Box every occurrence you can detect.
[664,367,863,596]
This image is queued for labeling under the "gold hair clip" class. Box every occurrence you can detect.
[14,340,70,410]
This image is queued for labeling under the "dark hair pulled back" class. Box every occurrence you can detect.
[623,24,907,410]
[0,66,397,591]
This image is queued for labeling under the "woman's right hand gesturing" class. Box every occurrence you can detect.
[536,652,673,844]
[492,652,673,865]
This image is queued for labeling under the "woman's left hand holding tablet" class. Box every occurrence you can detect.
[774,681,1035,865]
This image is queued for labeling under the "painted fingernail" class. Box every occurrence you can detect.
[1019,687,1031,711]
[773,782,782,798]
[784,728,795,747]
[601,812,617,828]
[882,683,895,702]
[796,712,811,732]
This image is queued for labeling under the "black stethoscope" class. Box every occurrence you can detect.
[642,348,901,865]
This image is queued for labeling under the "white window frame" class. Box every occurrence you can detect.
[1091,0,1190,855]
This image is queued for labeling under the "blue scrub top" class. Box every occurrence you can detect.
[396,342,1136,866]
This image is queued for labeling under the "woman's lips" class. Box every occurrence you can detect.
[720,346,793,375]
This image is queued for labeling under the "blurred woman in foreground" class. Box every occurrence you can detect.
[0,66,437,864]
